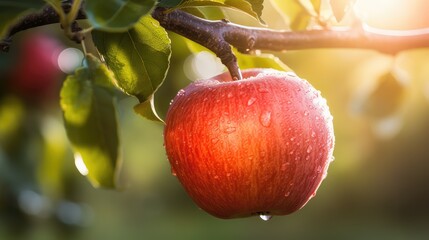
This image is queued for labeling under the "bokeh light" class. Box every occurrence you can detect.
[57,48,84,73]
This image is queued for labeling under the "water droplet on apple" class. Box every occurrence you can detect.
[304,111,309,116]
[224,127,236,133]
[290,137,295,142]
[177,89,185,96]
[307,146,313,153]
[286,72,297,77]
[258,87,269,93]
[330,156,335,162]
[289,151,294,155]
[305,155,310,160]
[284,191,291,197]
[214,175,219,179]
[259,111,272,127]
[227,92,233,98]
[311,131,316,138]
[259,214,272,221]
[203,97,208,102]
[171,167,177,177]
[247,97,257,106]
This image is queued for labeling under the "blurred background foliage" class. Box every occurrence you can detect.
[1,0,429,239]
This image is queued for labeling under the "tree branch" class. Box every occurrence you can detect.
[0,2,86,52]
[3,5,429,80]
[152,8,429,79]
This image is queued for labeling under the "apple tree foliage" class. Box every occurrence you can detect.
[0,0,409,189]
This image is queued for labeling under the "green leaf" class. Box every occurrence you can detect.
[134,95,164,123]
[92,15,171,122]
[177,0,264,23]
[0,0,46,38]
[234,49,291,71]
[84,0,156,31]
[44,0,62,13]
[60,54,121,188]
[157,0,183,7]
[270,0,312,30]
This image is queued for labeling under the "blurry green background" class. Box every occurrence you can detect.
[2,1,429,239]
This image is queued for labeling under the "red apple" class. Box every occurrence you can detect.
[164,69,335,219]
[9,33,63,104]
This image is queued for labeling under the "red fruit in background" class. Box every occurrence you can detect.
[164,69,335,219]
[9,33,63,103]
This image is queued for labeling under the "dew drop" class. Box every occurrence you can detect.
[304,111,309,116]
[224,127,236,133]
[305,155,310,160]
[284,191,291,197]
[259,111,272,127]
[171,167,177,177]
[247,97,257,106]
[177,89,185,96]
[214,175,219,179]
[307,146,313,153]
[258,87,269,93]
[286,72,297,77]
[290,137,295,142]
[259,214,272,221]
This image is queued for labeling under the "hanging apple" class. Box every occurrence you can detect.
[164,68,335,220]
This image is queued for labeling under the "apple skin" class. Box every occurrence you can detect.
[164,69,335,219]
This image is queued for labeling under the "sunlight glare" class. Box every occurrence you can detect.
[74,153,89,176]
[354,0,428,29]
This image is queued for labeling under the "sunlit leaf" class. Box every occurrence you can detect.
[85,0,156,31]
[329,0,355,22]
[0,0,45,38]
[60,54,121,188]
[177,0,264,23]
[270,0,312,30]
[310,0,321,14]
[134,95,164,123]
[234,49,291,71]
[92,15,171,122]
[360,72,406,118]
[38,117,68,199]
[0,96,24,143]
